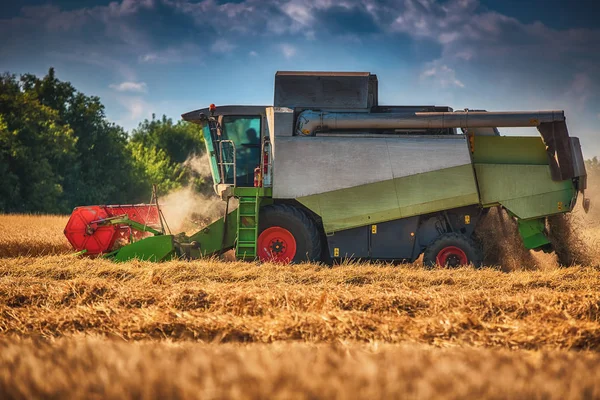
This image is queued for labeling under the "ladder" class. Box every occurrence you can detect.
[235,192,260,260]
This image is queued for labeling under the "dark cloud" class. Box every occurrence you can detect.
[1,0,599,146]
[0,0,112,18]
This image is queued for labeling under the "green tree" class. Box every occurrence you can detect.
[0,73,77,213]
[130,114,204,163]
[19,68,148,207]
[128,141,187,195]
[0,68,207,213]
[129,114,205,195]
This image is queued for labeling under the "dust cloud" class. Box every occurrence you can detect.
[157,153,232,234]
[183,152,213,178]
[159,187,226,234]
[475,208,539,271]
[476,169,600,270]
[552,168,600,266]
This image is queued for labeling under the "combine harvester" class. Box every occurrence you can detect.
[64,72,589,267]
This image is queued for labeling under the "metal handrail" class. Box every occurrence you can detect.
[217,140,236,187]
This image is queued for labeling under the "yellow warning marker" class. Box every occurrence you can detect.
[465,215,471,224]
[371,225,377,234]
[334,248,340,257]
[558,202,563,211]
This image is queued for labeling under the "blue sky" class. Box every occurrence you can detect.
[1,0,599,155]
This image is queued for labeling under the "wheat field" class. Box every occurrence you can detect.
[1,213,600,399]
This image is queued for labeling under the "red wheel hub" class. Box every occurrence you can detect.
[257,227,297,263]
[436,246,468,267]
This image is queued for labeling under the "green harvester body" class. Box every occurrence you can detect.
[66,71,588,266]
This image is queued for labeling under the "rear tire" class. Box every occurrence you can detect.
[258,204,321,263]
[423,233,483,269]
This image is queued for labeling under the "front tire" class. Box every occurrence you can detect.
[423,233,483,268]
[257,204,321,263]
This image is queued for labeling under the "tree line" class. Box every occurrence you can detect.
[0,68,205,214]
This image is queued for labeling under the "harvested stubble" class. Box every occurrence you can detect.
[1,256,600,350]
[0,214,70,257]
[2,215,600,399]
[1,338,600,400]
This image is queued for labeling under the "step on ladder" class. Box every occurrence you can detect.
[236,193,260,260]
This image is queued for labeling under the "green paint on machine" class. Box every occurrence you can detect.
[184,187,271,260]
[186,209,238,258]
[110,235,177,262]
[472,136,549,165]
[475,164,575,218]
[298,164,480,233]
[517,218,550,249]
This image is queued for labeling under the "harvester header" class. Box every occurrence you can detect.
[65,71,588,267]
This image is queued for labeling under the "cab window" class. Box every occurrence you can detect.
[221,116,261,186]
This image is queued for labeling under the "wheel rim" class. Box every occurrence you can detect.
[436,246,468,267]
[257,226,297,263]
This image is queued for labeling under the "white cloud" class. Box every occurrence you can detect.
[109,81,148,93]
[127,99,146,120]
[249,50,258,57]
[116,96,153,122]
[281,2,314,26]
[420,61,464,88]
[438,32,460,44]
[139,44,202,64]
[281,43,297,59]
[211,38,236,53]
[454,51,473,61]
[140,53,158,63]
[107,0,155,18]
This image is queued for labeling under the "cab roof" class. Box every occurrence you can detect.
[181,105,269,124]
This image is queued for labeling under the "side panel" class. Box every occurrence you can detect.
[472,136,548,165]
[187,209,238,257]
[325,217,419,260]
[299,164,479,233]
[112,235,176,262]
[326,226,370,259]
[370,218,419,260]
[273,135,474,199]
[475,164,574,219]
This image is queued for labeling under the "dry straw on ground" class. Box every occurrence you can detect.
[1,338,599,400]
[0,214,70,257]
[1,208,600,398]
[1,255,599,348]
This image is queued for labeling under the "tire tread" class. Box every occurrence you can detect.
[423,232,483,268]
[259,204,322,262]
